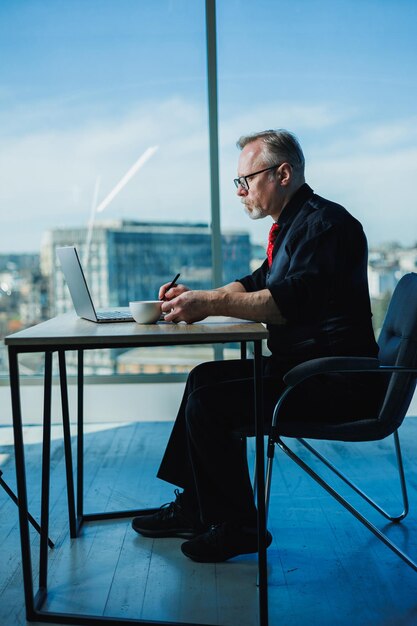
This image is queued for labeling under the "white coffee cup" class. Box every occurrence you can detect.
[129,300,162,324]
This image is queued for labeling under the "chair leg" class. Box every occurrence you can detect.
[295,430,408,522]
[274,435,417,573]
[249,438,258,501]
[264,433,277,521]
[250,437,271,504]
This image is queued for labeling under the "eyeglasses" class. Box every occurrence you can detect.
[233,163,283,191]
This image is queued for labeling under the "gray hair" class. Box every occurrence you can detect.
[236,129,305,175]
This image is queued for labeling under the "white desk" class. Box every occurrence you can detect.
[6,313,269,626]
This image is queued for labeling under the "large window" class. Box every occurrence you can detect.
[0,1,221,377]
[1,0,417,378]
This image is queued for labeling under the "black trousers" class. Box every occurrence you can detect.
[157,357,383,527]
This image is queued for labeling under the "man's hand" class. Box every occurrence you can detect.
[161,290,212,324]
[159,281,189,302]
[159,281,286,325]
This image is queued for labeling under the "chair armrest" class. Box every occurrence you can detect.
[283,357,380,387]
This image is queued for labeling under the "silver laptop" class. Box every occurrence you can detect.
[56,246,134,323]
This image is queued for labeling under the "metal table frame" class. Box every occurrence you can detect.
[6,315,269,626]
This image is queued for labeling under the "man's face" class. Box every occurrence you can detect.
[236,139,283,221]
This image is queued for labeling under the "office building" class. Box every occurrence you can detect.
[40,220,251,373]
[41,220,250,314]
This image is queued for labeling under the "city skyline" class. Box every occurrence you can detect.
[1,1,417,253]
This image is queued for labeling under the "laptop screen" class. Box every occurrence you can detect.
[56,246,98,321]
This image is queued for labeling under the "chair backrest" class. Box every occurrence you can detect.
[377,272,417,429]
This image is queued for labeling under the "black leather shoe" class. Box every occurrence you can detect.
[132,489,201,539]
[181,522,273,562]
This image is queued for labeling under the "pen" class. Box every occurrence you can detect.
[163,273,181,299]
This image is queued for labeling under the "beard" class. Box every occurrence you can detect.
[242,202,269,220]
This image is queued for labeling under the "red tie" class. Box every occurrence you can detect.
[267,222,279,267]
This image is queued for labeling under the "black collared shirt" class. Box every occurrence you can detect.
[238,184,379,366]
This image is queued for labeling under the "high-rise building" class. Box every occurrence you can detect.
[40,221,251,374]
[41,220,251,316]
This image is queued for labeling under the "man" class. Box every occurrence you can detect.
[131,129,383,563]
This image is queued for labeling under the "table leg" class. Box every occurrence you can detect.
[58,350,77,538]
[253,340,268,626]
[77,349,84,522]
[8,347,36,620]
[39,351,53,594]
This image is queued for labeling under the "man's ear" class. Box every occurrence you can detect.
[278,163,292,187]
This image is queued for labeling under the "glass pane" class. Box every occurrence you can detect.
[0,0,219,376]
[217,0,417,332]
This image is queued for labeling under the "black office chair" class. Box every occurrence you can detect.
[263,272,417,579]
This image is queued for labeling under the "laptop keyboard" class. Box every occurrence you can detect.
[97,311,133,320]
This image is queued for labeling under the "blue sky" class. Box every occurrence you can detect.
[1,0,417,252]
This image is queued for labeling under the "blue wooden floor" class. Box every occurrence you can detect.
[1,417,417,625]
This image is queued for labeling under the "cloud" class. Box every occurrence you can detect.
[306,122,417,245]
[0,97,211,245]
[220,111,417,247]
[219,101,355,148]
[0,97,416,252]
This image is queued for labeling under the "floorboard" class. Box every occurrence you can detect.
[2,418,417,625]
